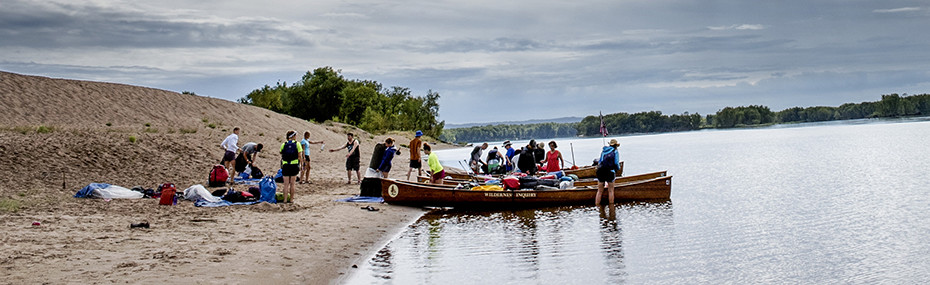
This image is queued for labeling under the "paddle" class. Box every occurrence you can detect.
[570,143,577,167]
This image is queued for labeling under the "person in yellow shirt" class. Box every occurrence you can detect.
[424,143,444,184]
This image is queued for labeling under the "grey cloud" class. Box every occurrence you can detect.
[0,1,315,49]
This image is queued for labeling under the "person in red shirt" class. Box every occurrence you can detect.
[544,140,565,173]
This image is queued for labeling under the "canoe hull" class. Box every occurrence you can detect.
[382,175,671,207]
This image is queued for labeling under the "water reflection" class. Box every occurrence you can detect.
[599,205,626,283]
[357,201,674,284]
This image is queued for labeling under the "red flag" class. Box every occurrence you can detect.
[599,111,608,137]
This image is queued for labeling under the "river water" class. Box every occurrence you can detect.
[347,117,930,284]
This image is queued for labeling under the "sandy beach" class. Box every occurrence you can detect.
[0,71,447,284]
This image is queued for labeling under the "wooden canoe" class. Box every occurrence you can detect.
[381,175,671,207]
[417,170,666,187]
[563,161,623,179]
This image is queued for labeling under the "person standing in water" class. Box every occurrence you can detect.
[595,139,621,205]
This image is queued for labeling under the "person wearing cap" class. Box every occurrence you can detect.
[406,130,424,180]
[503,141,516,172]
[595,139,622,205]
[280,130,305,203]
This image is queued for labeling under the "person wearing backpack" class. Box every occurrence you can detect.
[280,131,304,203]
[595,139,621,205]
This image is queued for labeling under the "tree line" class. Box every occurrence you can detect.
[239,67,444,137]
[443,93,930,143]
[439,122,578,143]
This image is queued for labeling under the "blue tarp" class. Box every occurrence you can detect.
[334,196,384,203]
[74,183,112,198]
[233,178,263,185]
[194,200,261,207]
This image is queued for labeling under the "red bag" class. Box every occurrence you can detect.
[502,177,520,190]
[158,183,177,205]
[209,165,228,187]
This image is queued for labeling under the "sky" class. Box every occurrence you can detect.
[2,0,929,124]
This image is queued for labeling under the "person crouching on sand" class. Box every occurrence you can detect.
[424,143,444,184]
[280,131,304,203]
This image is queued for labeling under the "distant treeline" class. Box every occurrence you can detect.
[441,93,930,143]
[440,122,578,143]
[239,67,444,137]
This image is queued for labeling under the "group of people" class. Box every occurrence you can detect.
[467,139,566,176]
[219,128,447,202]
[220,127,622,205]
[466,138,623,205]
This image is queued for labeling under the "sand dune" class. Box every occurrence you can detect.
[0,71,441,284]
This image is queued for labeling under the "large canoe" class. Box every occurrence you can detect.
[381,175,671,207]
[417,170,666,187]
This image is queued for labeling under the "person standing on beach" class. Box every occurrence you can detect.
[406,130,424,180]
[329,133,361,184]
[377,138,400,178]
[280,131,304,203]
[595,139,621,205]
[219,127,240,183]
[543,140,565,173]
[299,131,324,184]
[424,143,445,184]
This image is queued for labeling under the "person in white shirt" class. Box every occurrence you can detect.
[220,127,240,183]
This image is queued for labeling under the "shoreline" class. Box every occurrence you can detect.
[334,205,430,284]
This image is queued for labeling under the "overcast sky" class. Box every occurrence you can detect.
[2,0,929,124]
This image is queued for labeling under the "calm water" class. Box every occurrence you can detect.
[348,118,930,284]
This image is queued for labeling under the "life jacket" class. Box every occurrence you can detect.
[486,149,499,162]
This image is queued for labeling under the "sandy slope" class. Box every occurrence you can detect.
[0,71,445,284]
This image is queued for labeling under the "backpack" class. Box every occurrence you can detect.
[250,165,264,179]
[281,141,299,162]
[158,183,177,205]
[258,176,277,203]
[209,165,228,187]
[598,150,618,171]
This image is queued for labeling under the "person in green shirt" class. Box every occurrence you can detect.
[424,143,445,184]
[279,131,304,203]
